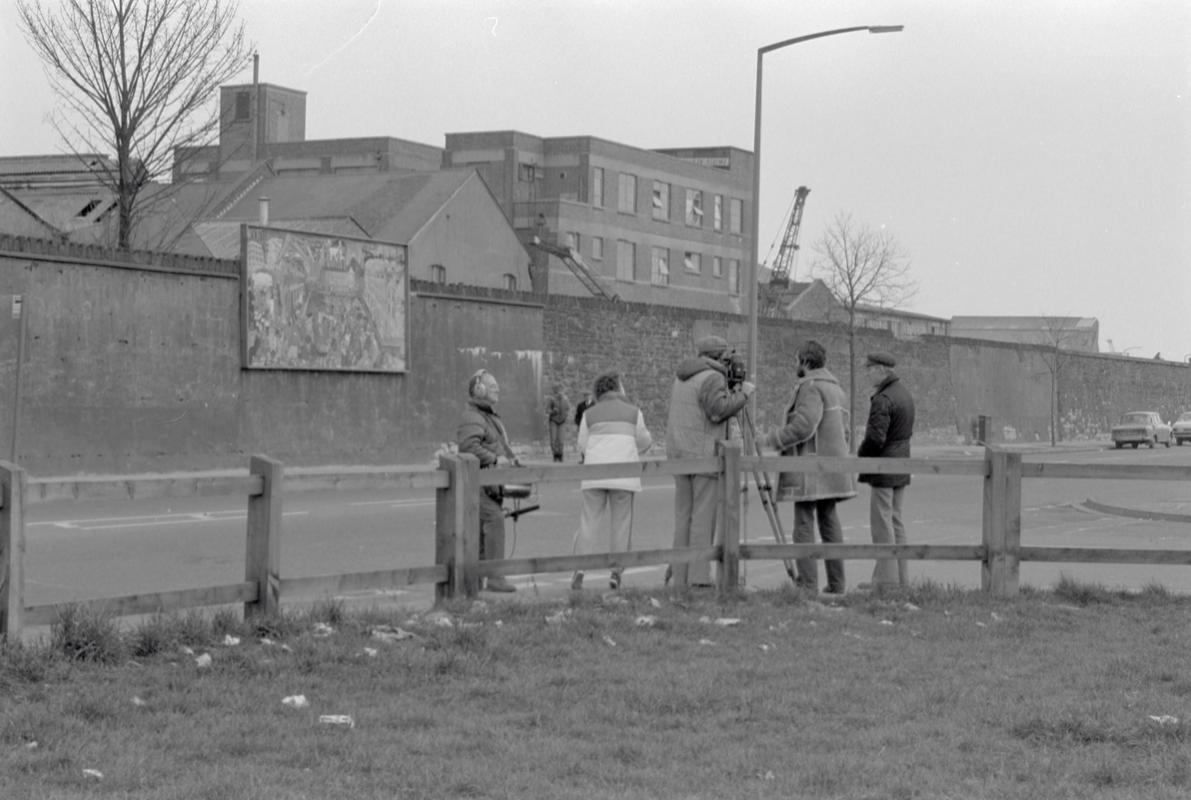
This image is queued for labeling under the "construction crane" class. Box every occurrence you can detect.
[766,186,810,288]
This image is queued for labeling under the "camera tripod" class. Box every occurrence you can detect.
[736,405,797,584]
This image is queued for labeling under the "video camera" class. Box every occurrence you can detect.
[720,349,747,389]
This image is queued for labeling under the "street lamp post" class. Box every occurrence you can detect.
[746,25,904,405]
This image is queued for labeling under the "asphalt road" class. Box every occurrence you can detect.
[20,443,1191,615]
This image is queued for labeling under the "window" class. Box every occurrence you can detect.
[651,246,670,285]
[235,91,251,121]
[591,236,604,261]
[618,173,637,214]
[729,198,743,234]
[430,264,446,284]
[713,195,723,231]
[616,240,636,281]
[683,251,702,274]
[518,163,537,182]
[728,259,740,294]
[685,189,704,227]
[712,256,723,277]
[502,274,517,291]
[652,181,670,220]
[565,231,580,251]
[591,167,604,207]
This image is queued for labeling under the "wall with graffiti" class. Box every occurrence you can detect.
[242,225,408,372]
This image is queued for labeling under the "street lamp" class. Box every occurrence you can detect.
[746,25,904,402]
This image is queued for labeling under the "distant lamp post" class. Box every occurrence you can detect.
[1121,346,1140,357]
[746,25,904,402]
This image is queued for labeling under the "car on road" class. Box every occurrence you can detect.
[1172,412,1191,446]
[1110,411,1172,449]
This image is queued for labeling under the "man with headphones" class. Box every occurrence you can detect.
[456,369,520,592]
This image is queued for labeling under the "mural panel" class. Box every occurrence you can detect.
[241,225,408,372]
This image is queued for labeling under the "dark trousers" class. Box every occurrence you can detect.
[793,499,844,593]
[479,491,506,562]
[548,421,565,461]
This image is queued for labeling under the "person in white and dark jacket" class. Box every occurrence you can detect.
[571,372,652,590]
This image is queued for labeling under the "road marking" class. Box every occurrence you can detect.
[347,499,435,508]
[30,510,308,531]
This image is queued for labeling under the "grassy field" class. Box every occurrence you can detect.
[2,578,1190,800]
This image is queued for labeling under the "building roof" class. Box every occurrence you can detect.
[211,170,474,243]
[191,218,369,259]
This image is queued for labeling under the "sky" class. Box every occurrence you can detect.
[2,0,1189,358]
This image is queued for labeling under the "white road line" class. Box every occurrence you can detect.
[30,510,308,531]
[347,499,435,508]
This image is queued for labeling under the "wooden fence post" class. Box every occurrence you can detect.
[982,446,1022,597]
[245,455,283,618]
[435,453,480,601]
[0,461,26,637]
[718,441,741,592]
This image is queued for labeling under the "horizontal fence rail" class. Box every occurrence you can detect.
[3,444,1191,636]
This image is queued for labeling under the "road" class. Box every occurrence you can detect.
[20,443,1191,615]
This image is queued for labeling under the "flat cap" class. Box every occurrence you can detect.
[695,335,729,356]
[865,352,897,368]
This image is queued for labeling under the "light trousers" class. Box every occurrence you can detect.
[572,488,635,565]
[869,485,908,587]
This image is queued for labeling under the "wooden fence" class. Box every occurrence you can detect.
[3,445,1190,636]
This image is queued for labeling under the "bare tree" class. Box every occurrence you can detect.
[17,0,250,250]
[1037,315,1086,446]
[809,211,916,444]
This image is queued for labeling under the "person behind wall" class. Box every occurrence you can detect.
[455,369,521,593]
[764,340,856,595]
[573,391,595,463]
[857,352,916,590]
[571,372,652,591]
[665,335,754,588]
[545,383,571,463]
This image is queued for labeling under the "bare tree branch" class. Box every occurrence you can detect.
[17,0,251,249]
[809,211,917,446]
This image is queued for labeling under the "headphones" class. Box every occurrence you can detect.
[469,369,492,398]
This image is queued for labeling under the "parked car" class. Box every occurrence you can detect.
[1172,412,1191,446]
[1110,411,1172,449]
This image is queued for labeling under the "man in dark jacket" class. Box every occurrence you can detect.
[456,369,520,592]
[857,352,916,589]
[665,335,753,587]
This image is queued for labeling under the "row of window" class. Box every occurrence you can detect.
[562,232,740,293]
[590,167,744,234]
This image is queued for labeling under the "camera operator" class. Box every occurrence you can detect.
[665,335,754,588]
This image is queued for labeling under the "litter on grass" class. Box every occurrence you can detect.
[312,623,334,637]
[83,769,103,779]
[634,615,657,627]
[194,653,212,668]
[222,635,241,646]
[282,695,309,709]
[1150,715,1180,726]
[602,635,617,647]
[370,625,415,642]
[319,715,356,728]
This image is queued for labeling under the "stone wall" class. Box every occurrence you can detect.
[1,235,1188,474]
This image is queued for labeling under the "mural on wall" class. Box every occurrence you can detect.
[241,225,408,372]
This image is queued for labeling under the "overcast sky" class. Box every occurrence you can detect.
[2,0,1188,357]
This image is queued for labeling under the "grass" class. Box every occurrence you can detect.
[2,579,1190,799]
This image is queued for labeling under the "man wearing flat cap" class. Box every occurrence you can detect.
[857,352,916,589]
[664,334,754,587]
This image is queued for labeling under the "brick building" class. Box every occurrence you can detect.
[442,132,755,313]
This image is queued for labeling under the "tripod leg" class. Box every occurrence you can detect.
[738,408,797,583]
